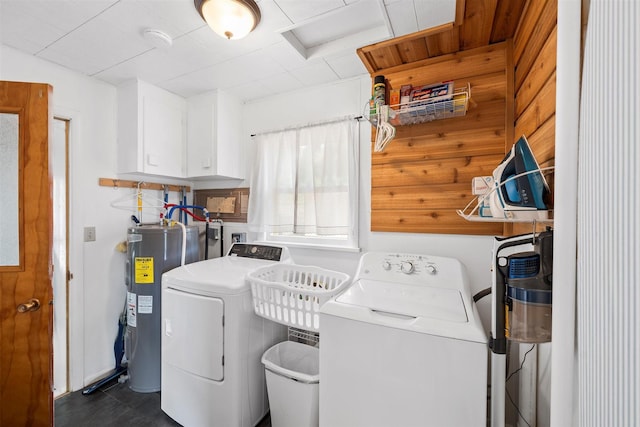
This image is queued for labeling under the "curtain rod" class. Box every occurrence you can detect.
[250,115,363,137]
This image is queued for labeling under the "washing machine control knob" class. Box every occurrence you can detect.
[426,264,437,275]
[400,261,415,274]
[382,261,392,270]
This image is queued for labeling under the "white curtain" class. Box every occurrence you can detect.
[248,118,358,240]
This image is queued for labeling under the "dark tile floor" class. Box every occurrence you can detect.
[55,380,271,427]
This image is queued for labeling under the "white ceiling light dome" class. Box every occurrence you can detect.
[194,0,261,40]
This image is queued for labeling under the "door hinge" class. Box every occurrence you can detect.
[67,271,74,281]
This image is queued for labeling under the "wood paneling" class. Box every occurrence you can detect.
[514,0,557,89]
[490,0,528,43]
[358,0,556,236]
[371,184,472,210]
[460,0,499,50]
[513,0,550,64]
[370,43,511,235]
[371,209,504,235]
[372,127,506,165]
[515,72,556,140]
[382,43,508,85]
[515,26,557,117]
[512,0,557,234]
[357,0,526,74]
[372,154,504,187]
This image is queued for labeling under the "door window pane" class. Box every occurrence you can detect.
[0,113,19,266]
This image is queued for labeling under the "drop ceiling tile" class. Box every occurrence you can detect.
[261,71,305,93]
[35,0,205,76]
[325,51,368,80]
[163,49,286,95]
[290,1,384,48]
[218,51,287,86]
[229,80,276,102]
[414,0,456,29]
[0,0,117,53]
[37,18,151,75]
[94,45,200,88]
[230,70,305,101]
[288,59,339,86]
[259,41,309,70]
[273,0,346,23]
[252,0,297,31]
[384,0,419,37]
[96,0,200,39]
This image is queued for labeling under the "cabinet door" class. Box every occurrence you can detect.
[186,90,243,179]
[143,95,185,177]
[215,90,243,179]
[186,93,215,177]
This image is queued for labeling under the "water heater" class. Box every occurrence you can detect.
[125,224,199,392]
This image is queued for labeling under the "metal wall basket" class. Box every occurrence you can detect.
[248,264,350,332]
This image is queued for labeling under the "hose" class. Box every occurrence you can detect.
[473,287,492,303]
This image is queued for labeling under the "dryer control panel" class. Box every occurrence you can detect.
[227,243,287,261]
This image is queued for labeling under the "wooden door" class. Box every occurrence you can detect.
[0,81,53,426]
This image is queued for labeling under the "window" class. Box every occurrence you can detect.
[248,118,359,249]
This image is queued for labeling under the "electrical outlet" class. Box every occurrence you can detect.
[84,226,96,242]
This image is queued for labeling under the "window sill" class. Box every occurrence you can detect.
[255,240,361,253]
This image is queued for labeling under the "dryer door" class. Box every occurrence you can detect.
[163,288,224,381]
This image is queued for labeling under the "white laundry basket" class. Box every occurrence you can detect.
[248,264,350,332]
[262,341,320,427]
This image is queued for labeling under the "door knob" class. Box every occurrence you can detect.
[17,298,41,313]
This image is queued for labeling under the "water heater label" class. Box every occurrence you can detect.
[127,292,137,327]
[135,257,154,283]
[138,295,153,314]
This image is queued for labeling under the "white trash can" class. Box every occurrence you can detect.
[261,341,320,427]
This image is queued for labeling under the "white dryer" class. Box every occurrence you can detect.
[319,252,488,427]
[161,243,289,427]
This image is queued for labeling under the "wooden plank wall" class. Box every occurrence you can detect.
[370,43,510,235]
[512,0,557,234]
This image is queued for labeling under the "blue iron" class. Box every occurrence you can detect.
[489,135,550,220]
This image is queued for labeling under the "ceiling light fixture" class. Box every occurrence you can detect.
[194,0,261,40]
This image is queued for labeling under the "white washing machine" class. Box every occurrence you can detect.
[319,252,488,427]
[161,243,289,427]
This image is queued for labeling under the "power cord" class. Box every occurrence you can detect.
[505,344,536,427]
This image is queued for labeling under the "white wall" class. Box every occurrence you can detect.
[1,44,497,391]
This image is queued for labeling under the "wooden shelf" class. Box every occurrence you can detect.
[99,177,190,192]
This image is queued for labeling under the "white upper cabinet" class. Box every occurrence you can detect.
[117,79,186,178]
[186,90,243,180]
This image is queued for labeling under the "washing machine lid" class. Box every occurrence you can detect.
[323,279,487,343]
[336,279,468,323]
[162,257,282,295]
